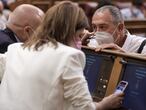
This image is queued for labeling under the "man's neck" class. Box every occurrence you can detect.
[119,34,127,47]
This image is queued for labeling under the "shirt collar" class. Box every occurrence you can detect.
[14,34,20,42]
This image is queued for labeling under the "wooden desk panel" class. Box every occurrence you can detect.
[125,20,146,34]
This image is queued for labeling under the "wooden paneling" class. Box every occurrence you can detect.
[125,20,146,34]
[31,1,51,12]
[9,0,31,10]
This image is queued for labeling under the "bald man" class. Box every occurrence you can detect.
[0,4,44,53]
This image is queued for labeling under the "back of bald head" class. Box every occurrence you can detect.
[7,4,44,30]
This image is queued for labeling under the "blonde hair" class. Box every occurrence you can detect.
[23,1,89,50]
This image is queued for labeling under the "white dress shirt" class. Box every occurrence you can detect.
[122,32,146,54]
[0,42,96,110]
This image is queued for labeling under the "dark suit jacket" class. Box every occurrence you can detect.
[1,0,9,9]
[0,28,17,53]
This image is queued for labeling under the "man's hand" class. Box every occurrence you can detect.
[95,43,125,52]
[81,30,94,46]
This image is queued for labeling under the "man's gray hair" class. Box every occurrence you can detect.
[94,5,124,25]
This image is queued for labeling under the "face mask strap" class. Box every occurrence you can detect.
[111,23,120,43]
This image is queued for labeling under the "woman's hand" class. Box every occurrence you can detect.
[95,93,124,110]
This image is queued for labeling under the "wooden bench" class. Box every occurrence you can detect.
[125,20,146,35]
[8,0,31,11]
[82,46,146,103]
[31,1,52,12]
[9,0,52,11]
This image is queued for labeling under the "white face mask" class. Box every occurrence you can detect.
[88,24,122,48]
[87,32,114,48]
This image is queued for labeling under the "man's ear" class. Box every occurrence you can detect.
[23,26,33,41]
[24,26,32,35]
[117,23,124,32]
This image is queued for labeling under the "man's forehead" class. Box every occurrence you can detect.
[92,11,114,25]
[92,17,113,26]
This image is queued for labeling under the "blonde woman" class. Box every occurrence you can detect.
[0,1,123,110]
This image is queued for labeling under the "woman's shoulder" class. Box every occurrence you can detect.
[7,42,23,50]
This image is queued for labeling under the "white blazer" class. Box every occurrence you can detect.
[0,42,95,110]
[0,54,5,80]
